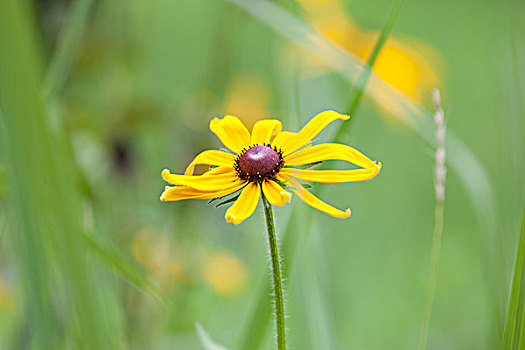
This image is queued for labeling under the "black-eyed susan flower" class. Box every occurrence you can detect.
[160,110,381,224]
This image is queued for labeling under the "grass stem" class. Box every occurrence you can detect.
[418,89,446,350]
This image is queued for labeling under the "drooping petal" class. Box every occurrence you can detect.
[202,166,235,176]
[251,119,282,145]
[274,172,292,183]
[162,168,239,191]
[280,163,381,183]
[225,182,261,224]
[209,115,251,153]
[284,143,377,169]
[184,150,235,175]
[160,181,247,202]
[288,179,350,219]
[262,180,292,207]
[276,110,349,155]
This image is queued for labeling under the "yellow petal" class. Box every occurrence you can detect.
[161,168,239,191]
[160,181,246,202]
[225,183,261,224]
[209,115,251,154]
[202,166,235,176]
[284,143,377,169]
[289,179,350,219]
[280,163,381,183]
[262,180,292,207]
[271,131,297,151]
[184,150,235,175]
[274,172,292,183]
[276,110,349,155]
[251,119,282,145]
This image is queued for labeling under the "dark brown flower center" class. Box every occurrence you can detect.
[235,145,284,182]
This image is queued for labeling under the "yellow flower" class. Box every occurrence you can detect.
[160,110,381,224]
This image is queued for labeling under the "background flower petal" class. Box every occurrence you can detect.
[225,183,261,224]
[209,115,251,153]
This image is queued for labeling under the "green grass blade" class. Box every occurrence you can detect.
[0,4,59,349]
[84,231,164,303]
[0,1,116,348]
[39,0,159,303]
[335,0,405,141]
[501,202,525,349]
[196,323,230,350]
[43,0,95,97]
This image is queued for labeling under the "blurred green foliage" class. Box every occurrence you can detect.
[0,0,524,349]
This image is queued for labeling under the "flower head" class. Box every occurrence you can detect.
[160,110,381,224]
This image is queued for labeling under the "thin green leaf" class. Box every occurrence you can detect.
[84,232,164,304]
[214,194,241,208]
[43,0,95,97]
[335,0,405,141]
[501,203,525,349]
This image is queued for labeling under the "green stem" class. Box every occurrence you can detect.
[262,195,286,350]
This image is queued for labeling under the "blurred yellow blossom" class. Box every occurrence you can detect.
[223,72,271,129]
[131,228,185,288]
[0,277,14,313]
[297,0,441,113]
[201,251,248,296]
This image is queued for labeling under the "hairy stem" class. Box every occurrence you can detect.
[262,196,286,350]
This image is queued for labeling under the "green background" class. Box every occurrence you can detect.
[0,0,524,349]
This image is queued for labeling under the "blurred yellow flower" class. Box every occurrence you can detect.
[202,251,248,296]
[297,0,441,110]
[131,228,185,286]
[0,277,14,312]
[160,110,381,224]
[223,72,271,130]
